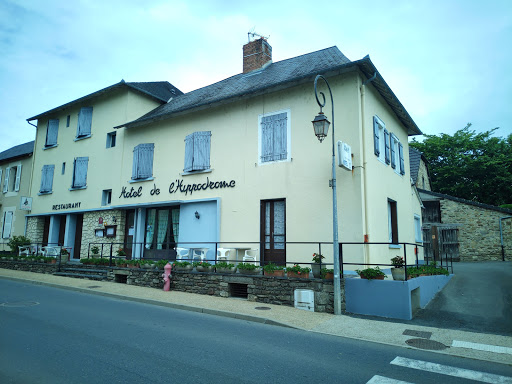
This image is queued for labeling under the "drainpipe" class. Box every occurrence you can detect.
[359,72,377,264]
[500,216,512,261]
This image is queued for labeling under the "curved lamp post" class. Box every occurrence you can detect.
[312,74,342,315]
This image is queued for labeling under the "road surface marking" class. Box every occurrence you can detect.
[391,356,512,383]
[367,375,413,384]
[452,340,512,355]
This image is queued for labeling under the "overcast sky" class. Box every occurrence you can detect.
[1,0,511,153]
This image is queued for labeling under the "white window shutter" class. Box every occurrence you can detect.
[77,107,93,137]
[2,211,13,238]
[261,115,274,162]
[193,132,211,170]
[73,157,88,188]
[273,113,287,161]
[390,136,396,169]
[3,168,9,193]
[132,144,154,179]
[384,129,390,165]
[14,164,22,192]
[399,142,405,175]
[46,119,59,146]
[373,116,380,156]
[184,134,194,172]
[40,165,55,193]
[132,145,140,179]
[0,170,2,191]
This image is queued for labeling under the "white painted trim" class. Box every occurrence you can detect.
[366,375,412,384]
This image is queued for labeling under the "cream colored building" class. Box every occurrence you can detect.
[25,39,424,268]
[0,141,34,250]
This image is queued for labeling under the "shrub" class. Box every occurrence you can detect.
[237,262,259,271]
[7,236,31,255]
[215,262,235,269]
[391,256,404,268]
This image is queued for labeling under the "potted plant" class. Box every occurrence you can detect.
[45,256,57,264]
[115,258,127,268]
[173,261,193,271]
[311,253,324,278]
[90,245,100,256]
[286,264,311,278]
[356,266,386,280]
[237,262,262,275]
[156,259,169,270]
[126,259,140,268]
[141,259,155,269]
[263,263,285,277]
[214,262,236,273]
[321,268,334,279]
[116,247,127,257]
[390,256,405,281]
[193,261,213,272]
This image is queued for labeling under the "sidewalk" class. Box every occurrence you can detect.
[1,268,511,366]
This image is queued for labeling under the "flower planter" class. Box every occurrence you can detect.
[264,270,285,277]
[391,268,406,281]
[215,267,236,274]
[238,267,262,275]
[311,263,322,278]
[142,263,154,269]
[128,264,140,268]
[287,271,310,279]
[117,263,127,268]
[174,265,193,272]
[323,272,334,280]
[196,266,213,273]
[360,275,385,280]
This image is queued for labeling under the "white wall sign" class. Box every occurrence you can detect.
[20,196,32,211]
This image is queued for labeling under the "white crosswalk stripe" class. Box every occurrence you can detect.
[452,340,512,355]
[390,356,512,383]
[367,375,414,383]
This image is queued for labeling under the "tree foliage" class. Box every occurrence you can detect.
[410,124,512,207]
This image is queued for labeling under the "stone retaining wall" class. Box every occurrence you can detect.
[0,259,57,274]
[440,199,512,262]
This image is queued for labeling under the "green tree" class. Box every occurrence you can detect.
[410,124,512,207]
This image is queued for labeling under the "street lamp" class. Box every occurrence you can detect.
[312,74,342,315]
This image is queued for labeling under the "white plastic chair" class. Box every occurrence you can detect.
[192,248,208,262]
[19,245,34,257]
[243,249,259,263]
[175,248,190,260]
[42,246,61,258]
[216,248,231,262]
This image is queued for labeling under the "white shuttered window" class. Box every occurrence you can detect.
[77,107,93,138]
[14,165,21,192]
[184,132,211,172]
[45,119,59,147]
[72,157,89,188]
[132,143,154,180]
[2,211,13,238]
[40,165,54,193]
[260,112,288,163]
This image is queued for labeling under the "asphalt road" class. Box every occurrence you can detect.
[1,279,511,384]
[411,261,512,336]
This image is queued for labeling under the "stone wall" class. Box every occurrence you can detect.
[109,269,341,313]
[0,259,57,274]
[26,216,46,243]
[81,210,126,258]
[416,160,431,191]
[440,199,512,261]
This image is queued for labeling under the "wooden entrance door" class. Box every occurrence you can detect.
[124,210,135,260]
[73,214,83,260]
[260,199,286,265]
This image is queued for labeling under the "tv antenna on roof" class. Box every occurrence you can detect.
[248,28,269,42]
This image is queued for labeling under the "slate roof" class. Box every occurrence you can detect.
[0,141,34,162]
[418,189,512,215]
[409,147,423,184]
[119,47,422,136]
[27,81,182,121]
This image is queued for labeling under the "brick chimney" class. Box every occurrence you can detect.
[243,38,272,73]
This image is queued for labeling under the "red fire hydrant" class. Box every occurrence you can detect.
[162,262,172,291]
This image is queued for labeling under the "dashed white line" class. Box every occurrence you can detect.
[367,375,414,384]
[452,340,512,355]
[391,356,512,383]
